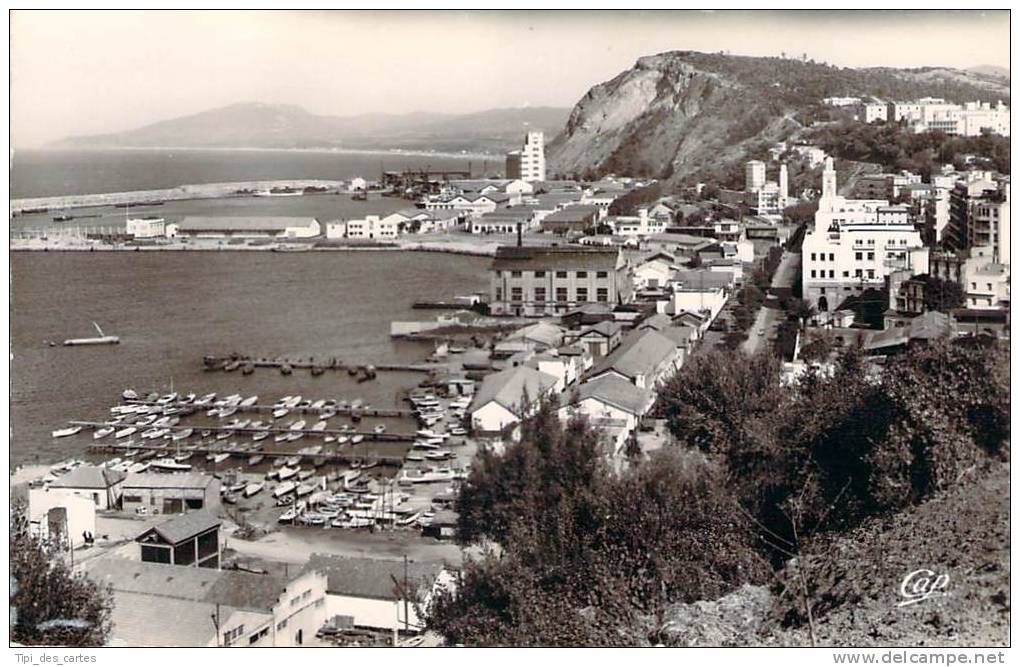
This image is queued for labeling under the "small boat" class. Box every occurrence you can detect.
[194,393,217,406]
[179,393,196,404]
[297,469,314,481]
[351,435,364,444]
[280,363,292,375]
[272,408,289,419]
[406,452,425,462]
[274,456,288,466]
[127,462,150,474]
[289,419,306,431]
[242,362,255,375]
[248,454,265,466]
[311,399,326,410]
[286,455,301,466]
[63,321,119,346]
[103,457,123,468]
[244,482,264,497]
[123,449,139,458]
[229,481,247,493]
[253,431,269,442]
[311,420,327,432]
[156,392,178,405]
[373,425,386,434]
[150,458,192,472]
[211,453,230,464]
[52,426,82,438]
[114,426,137,439]
[224,360,242,372]
[122,389,138,400]
[240,395,259,407]
[278,466,298,481]
[287,432,303,442]
[172,428,193,441]
[216,430,234,440]
[219,407,238,419]
[174,452,193,463]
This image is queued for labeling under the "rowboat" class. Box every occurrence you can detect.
[244,482,264,497]
[278,466,298,481]
[240,395,259,407]
[211,453,230,464]
[150,458,192,472]
[52,426,82,438]
[272,408,289,419]
[289,420,307,431]
[114,426,137,439]
[248,454,265,466]
[172,428,193,441]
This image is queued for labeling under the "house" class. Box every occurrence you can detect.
[126,217,166,238]
[864,310,954,355]
[83,558,328,647]
[527,350,582,392]
[421,510,460,540]
[558,374,655,454]
[47,465,126,510]
[302,554,454,633]
[28,487,96,549]
[468,365,558,433]
[121,472,221,515]
[559,303,616,329]
[489,245,633,317]
[332,215,400,240]
[471,207,539,235]
[166,217,321,240]
[135,511,222,568]
[563,320,623,359]
[504,321,565,350]
[632,257,675,290]
[586,328,682,389]
[670,270,733,322]
[539,205,601,235]
[643,232,717,258]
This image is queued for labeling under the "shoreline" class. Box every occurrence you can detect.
[21,144,500,160]
[9,241,499,258]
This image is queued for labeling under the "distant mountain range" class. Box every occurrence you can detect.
[52,103,571,154]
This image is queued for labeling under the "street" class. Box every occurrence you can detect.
[741,250,800,356]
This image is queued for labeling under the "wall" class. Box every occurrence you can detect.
[28,488,96,548]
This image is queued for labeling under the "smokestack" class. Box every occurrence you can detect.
[517,222,523,247]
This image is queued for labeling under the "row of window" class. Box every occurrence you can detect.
[810,269,876,279]
[505,270,610,279]
[505,287,610,302]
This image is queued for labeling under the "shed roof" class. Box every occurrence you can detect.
[123,472,216,490]
[49,465,126,490]
[302,554,444,601]
[136,510,220,545]
[589,329,677,381]
[491,246,621,272]
[174,217,317,231]
[469,365,558,416]
[566,374,654,416]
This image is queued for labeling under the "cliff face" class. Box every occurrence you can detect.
[547,50,1010,184]
[547,52,793,182]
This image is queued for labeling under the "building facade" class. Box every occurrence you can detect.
[947,179,1010,263]
[489,246,633,317]
[506,131,546,182]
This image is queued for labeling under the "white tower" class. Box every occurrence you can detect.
[745,160,766,193]
[821,157,837,204]
[779,164,789,206]
[520,131,546,182]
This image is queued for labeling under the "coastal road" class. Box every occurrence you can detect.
[741,250,800,356]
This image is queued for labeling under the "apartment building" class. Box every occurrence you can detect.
[506,131,546,182]
[946,179,1010,263]
[489,246,632,316]
[802,158,928,312]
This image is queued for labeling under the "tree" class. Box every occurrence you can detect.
[10,502,113,646]
[915,274,965,312]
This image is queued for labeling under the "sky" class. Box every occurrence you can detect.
[10,9,1011,148]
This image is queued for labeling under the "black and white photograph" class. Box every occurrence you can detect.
[6,7,1012,656]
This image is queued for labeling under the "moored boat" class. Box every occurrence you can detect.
[52,426,82,438]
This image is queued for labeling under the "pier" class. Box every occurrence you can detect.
[202,355,439,375]
[86,439,409,467]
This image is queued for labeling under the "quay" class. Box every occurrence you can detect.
[202,355,439,375]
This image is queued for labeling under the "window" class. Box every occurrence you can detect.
[855,269,863,277]
[596,271,608,278]
[276,619,288,631]
[510,270,522,278]
[829,253,835,261]
[534,271,545,278]
[987,283,993,291]
[810,253,816,261]
[555,271,568,278]
[556,287,568,302]
[971,282,977,290]
[596,288,609,302]
[510,287,523,302]
[855,252,862,261]
[829,270,835,278]
[810,270,816,278]
[842,271,849,278]
[534,287,546,302]
[867,252,875,261]
[867,269,875,279]
[249,628,269,644]
[576,271,588,278]
[576,288,588,301]
[495,287,502,301]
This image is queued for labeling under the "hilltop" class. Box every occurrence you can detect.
[546,50,1010,183]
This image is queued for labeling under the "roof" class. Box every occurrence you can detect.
[638,313,674,331]
[645,232,716,248]
[302,554,444,601]
[123,472,217,490]
[469,365,558,415]
[865,311,953,351]
[542,205,601,223]
[590,329,678,381]
[506,321,565,348]
[567,374,654,416]
[49,465,126,490]
[103,591,232,647]
[576,320,623,338]
[491,246,621,272]
[174,216,317,231]
[137,510,221,545]
[672,270,734,291]
[83,558,290,613]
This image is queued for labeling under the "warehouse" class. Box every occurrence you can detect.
[121,472,221,515]
[165,216,321,239]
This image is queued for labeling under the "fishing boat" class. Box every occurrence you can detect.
[172,428,193,441]
[211,453,230,464]
[286,455,302,467]
[248,454,265,466]
[150,458,192,472]
[311,420,327,432]
[244,482,264,497]
[51,426,82,438]
[351,435,364,444]
[114,426,137,439]
[289,419,307,431]
[127,462,150,474]
[373,425,386,434]
[240,395,259,407]
[278,466,298,481]
[63,321,119,346]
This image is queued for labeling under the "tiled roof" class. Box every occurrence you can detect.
[49,465,126,490]
[672,270,734,290]
[542,205,601,223]
[469,365,558,415]
[123,472,216,490]
[506,321,565,348]
[590,329,677,381]
[491,245,620,271]
[104,591,230,647]
[302,554,444,601]
[137,510,220,545]
[566,374,654,416]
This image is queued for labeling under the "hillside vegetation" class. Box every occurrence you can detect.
[547,50,1009,184]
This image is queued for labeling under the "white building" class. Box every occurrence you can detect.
[166,217,321,239]
[610,208,668,237]
[745,160,766,192]
[506,131,546,183]
[468,365,558,433]
[126,217,166,238]
[802,158,929,312]
[327,215,400,240]
[745,161,789,215]
[887,98,1010,137]
[28,488,96,549]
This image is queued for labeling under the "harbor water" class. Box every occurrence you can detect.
[10,250,490,466]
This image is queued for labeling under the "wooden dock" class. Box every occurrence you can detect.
[70,419,416,442]
[202,355,439,375]
[86,439,409,467]
[125,398,416,420]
